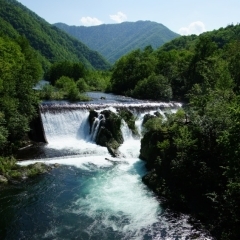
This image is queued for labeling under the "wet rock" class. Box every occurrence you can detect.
[90,109,123,157]
[88,109,98,133]
[31,162,49,173]
[100,110,123,144]
[154,111,161,117]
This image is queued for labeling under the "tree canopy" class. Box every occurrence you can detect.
[0,36,42,154]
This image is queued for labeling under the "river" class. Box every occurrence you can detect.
[0,92,213,239]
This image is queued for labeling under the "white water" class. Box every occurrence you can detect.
[40,109,110,157]
[18,106,212,239]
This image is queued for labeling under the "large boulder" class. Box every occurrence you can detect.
[99,110,123,144]
[93,109,123,157]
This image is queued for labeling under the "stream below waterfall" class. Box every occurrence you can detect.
[0,93,213,240]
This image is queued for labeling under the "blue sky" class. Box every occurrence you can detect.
[17,0,240,35]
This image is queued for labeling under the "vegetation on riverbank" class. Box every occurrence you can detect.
[108,26,240,239]
[38,61,111,101]
[136,30,240,238]
[141,96,240,239]
[0,157,57,184]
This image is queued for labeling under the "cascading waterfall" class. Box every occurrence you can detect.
[11,101,213,240]
[121,119,133,141]
[90,117,100,141]
[90,114,105,141]
[40,108,110,158]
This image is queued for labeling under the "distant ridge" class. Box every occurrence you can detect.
[0,0,110,70]
[54,21,180,63]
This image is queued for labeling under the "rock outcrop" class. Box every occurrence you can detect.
[88,109,124,157]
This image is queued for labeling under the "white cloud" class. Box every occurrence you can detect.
[110,11,127,23]
[178,21,206,35]
[80,17,103,26]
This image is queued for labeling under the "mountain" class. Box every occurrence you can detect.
[160,23,240,52]
[54,21,179,63]
[0,0,110,70]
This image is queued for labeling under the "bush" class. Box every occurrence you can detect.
[76,78,89,92]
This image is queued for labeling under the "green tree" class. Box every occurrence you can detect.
[133,74,172,100]
[110,48,156,95]
[0,36,42,153]
[46,61,86,84]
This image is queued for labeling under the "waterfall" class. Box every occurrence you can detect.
[41,109,90,143]
[121,119,133,141]
[40,103,177,151]
[40,108,110,157]
[15,100,213,240]
[90,114,105,141]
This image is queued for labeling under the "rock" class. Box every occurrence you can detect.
[99,110,123,144]
[28,162,50,175]
[154,111,161,117]
[0,175,8,184]
[88,109,99,133]
[89,109,124,157]
[96,127,113,147]
[118,109,139,137]
[142,114,156,125]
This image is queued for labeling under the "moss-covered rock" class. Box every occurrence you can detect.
[142,114,156,126]
[118,109,139,137]
[91,109,123,157]
[0,157,59,184]
[100,110,123,143]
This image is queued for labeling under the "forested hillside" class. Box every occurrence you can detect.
[0,0,110,70]
[0,36,42,154]
[54,21,179,63]
[109,24,240,101]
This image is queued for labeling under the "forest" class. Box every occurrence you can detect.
[0,2,240,237]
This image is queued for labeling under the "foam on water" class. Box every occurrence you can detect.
[68,158,161,239]
[18,155,113,170]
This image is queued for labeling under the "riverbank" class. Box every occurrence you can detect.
[0,156,59,185]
